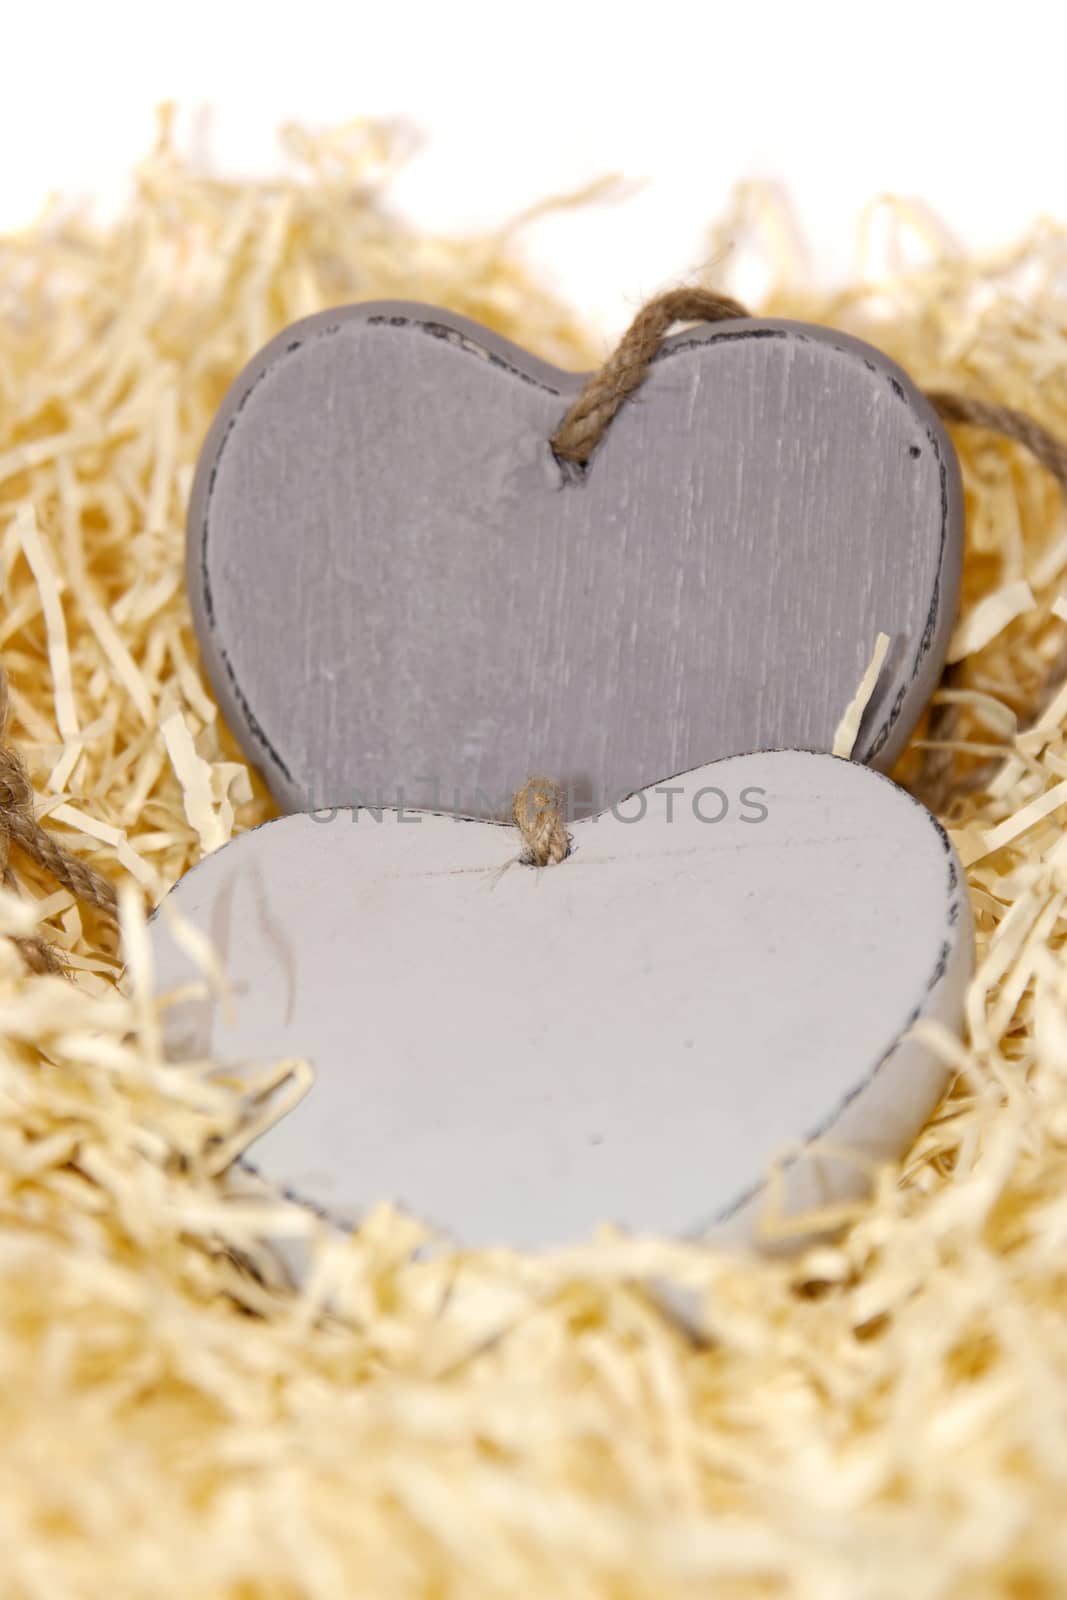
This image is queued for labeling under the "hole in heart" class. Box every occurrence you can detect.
[550,449,589,487]
[909,443,923,459]
[515,827,574,869]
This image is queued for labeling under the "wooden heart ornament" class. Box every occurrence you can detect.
[150,751,972,1248]
[188,303,963,819]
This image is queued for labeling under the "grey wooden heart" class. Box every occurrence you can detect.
[188,304,963,820]
[150,751,972,1250]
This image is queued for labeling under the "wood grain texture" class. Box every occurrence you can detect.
[151,751,972,1250]
[188,304,964,820]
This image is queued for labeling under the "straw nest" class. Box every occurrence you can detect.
[3,112,1067,1598]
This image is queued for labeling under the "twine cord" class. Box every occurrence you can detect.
[924,390,1067,498]
[511,777,570,867]
[552,288,1067,496]
[550,288,749,467]
[0,667,117,969]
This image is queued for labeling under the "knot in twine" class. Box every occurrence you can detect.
[0,667,117,973]
[511,777,570,867]
[551,287,1067,498]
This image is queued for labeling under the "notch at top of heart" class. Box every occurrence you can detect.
[188,301,963,819]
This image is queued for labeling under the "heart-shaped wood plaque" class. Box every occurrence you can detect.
[151,751,972,1249]
[189,305,963,819]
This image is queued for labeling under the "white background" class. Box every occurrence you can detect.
[3,0,1066,335]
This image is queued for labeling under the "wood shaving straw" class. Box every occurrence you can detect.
[833,630,891,757]
[4,112,1067,1596]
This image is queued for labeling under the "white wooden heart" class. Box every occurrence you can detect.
[150,751,972,1249]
